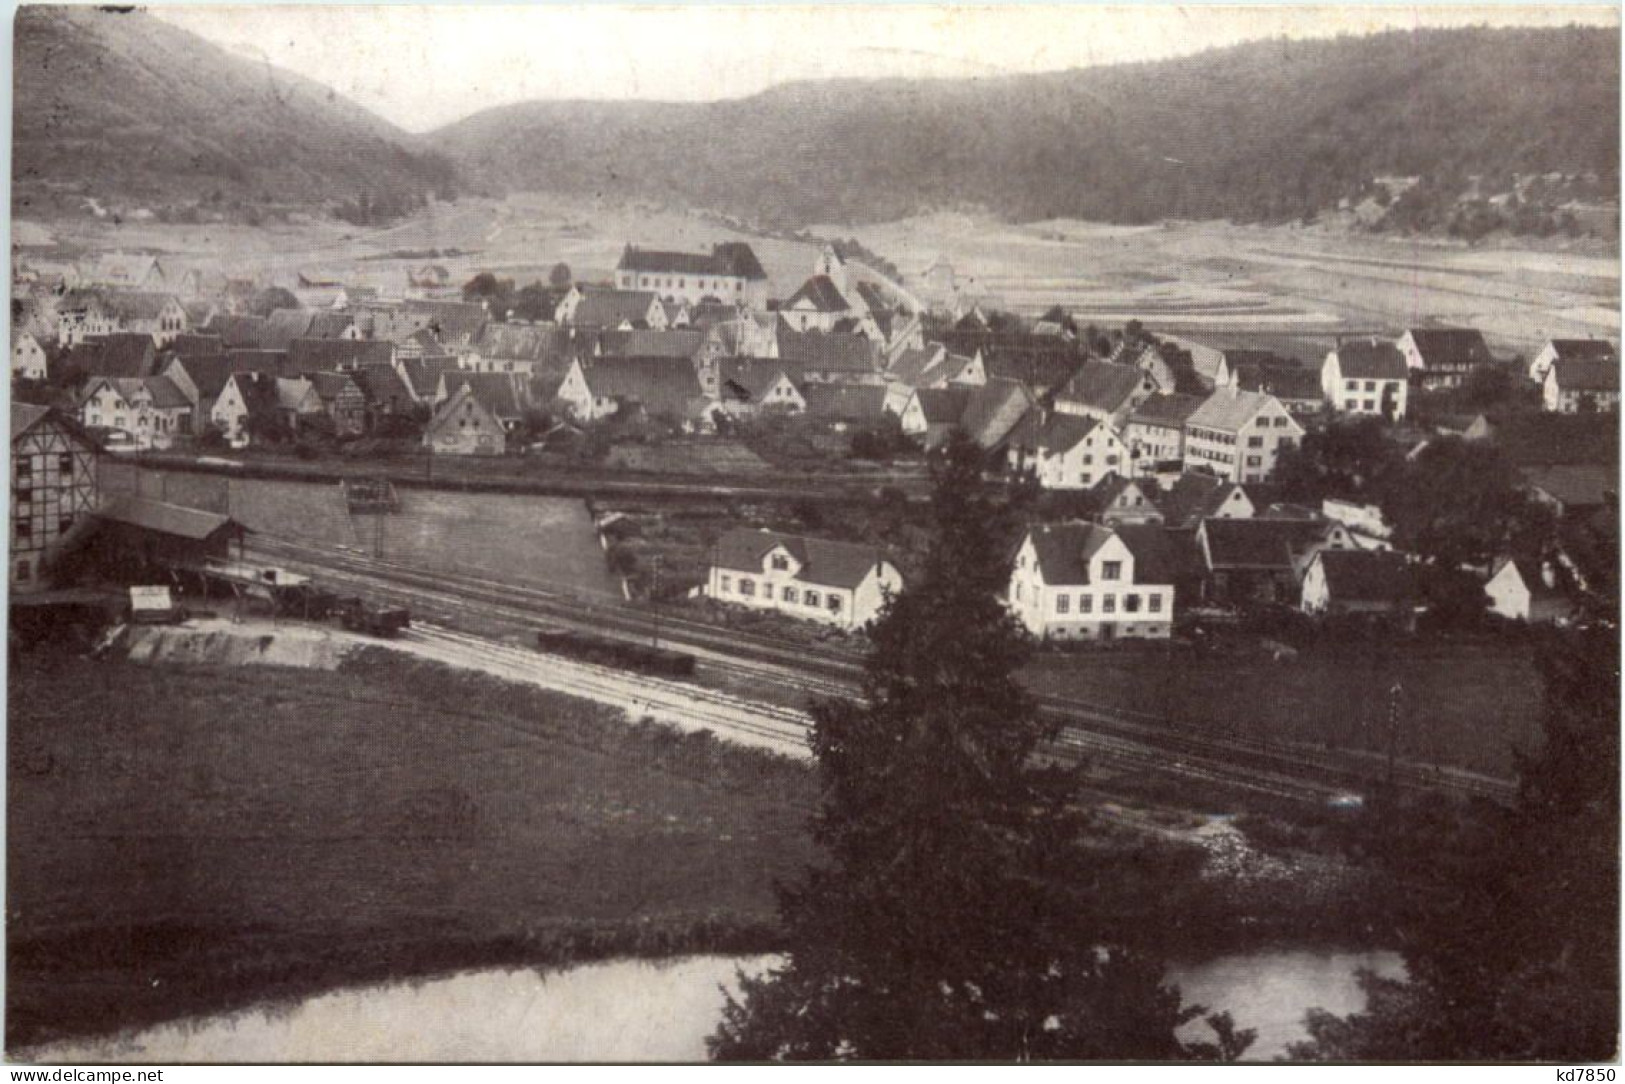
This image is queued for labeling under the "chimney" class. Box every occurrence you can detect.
[1541,561,1557,589]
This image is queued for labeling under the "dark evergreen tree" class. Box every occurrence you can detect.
[710,432,1250,1061]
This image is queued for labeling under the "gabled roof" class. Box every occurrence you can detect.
[776,326,880,374]
[98,291,179,322]
[597,328,706,360]
[58,333,159,380]
[1549,357,1620,393]
[1091,474,1153,507]
[1519,464,1617,510]
[403,298,487,344]
[1025,522,1118,586]
[888,344,948,386]
[784,275,851,314]
[442,371,525,421]
[305,311,359,341]
[1010,410,1110,456]
[1546,338,1618,363]
[580,358,705,417]
[710,242,768,281]
[398,355,463,399]
[287,338,394,372]
[1158,472,1245,528]
[1114,524,1204,585]
[912,387,973,425]
[141,375,192,411]
[571,289,658,328]
[472,322,571,363]
[1314,549,1414,603]
[852,281,890,315]
[352,365,415,410]
[1055,360,1143,414]
[274,377,317,412]
[803,384,888,421]
[309,371,362,403]
[719,358,798,403]
[12,403,100,450]
[1230,363,1322,402]
[96,496,242,541]
[203,314,269,349]
[617,246,733,277]
[1404,327,1493,370]
[1129,392,1205,428]
[690,302,747,328]
[1201,517,1331,570]
[1332,339,1408,380]
[712,527,894,591]
[959,378,1036,450]
[1490,554,1569,603]
[258,309,322,350]
[161,333,225,358]
[981,350,1081,397]
[1187,388,1279,433]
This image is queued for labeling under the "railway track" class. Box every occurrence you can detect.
[243,533,1517,807]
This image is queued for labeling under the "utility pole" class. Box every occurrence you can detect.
[650,555,663,650]
[1386,681,1403,789]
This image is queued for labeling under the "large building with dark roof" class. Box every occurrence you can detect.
[614,242,770,309]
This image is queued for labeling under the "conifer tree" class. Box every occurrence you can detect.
[711,431,1249,1061]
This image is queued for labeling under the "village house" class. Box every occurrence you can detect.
[1395,327,1495,390]
[555,357,706,425]
[1093,476,1165,527]
[464,323,574,377]
[11,331,48,380]
[78,252,166,290]
[53,333,161,385]
[308,372,369,436]
[1226,362,1324,416]
[561,288,667,330]
[705,527,903,630]
[1321,498,1394,550]
[435,371,527,429]
[1528,338,1617,384]
[1157,472,1256,530]
[960,377,1038,452]
[776,326,885,385]
[1196,516,1355,606]
[896,387,972,447]
[209,372,299,446]
[1007,410,1132,491]
[1183,387,1302,483]
[716,359,806,418]
[1484,555,1576,624]
[352,366,418,430]
[1053,360,1158,428]
[614,243,770,310]
[803,384,890,426]
[781,275,856,333]
[423,383,508,456]
[397,355,464,405]
[94,292,191,347]
[1124,393,1204,475]
[287,337,395,374]
[1543,357,1621,413]
[1299,548,1415,622]
[1007,521,1175,641]
[11,403,100,593]
[1322,339,1409,419]
[79,375,192,448]
[55,290,122,346]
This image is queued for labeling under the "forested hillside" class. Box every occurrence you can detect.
[433,27,1619,227]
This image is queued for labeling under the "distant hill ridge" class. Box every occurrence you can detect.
[430,25,1620,227]
[12,6,458,215]
[12,12,1619,231]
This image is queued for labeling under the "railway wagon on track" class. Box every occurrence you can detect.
[534,626,697,678]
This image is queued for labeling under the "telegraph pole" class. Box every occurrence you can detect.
[1386,681,1403,789]
[650,555,663,650]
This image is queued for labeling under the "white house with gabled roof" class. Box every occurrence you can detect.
[1008,521,1174,641]
[705,527,903,630]
[1183,386,1302,483]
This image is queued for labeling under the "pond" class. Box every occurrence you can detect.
[27,947,1403,1063]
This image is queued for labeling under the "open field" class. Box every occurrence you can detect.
[5,651,817,1049]
[837,211,1619,361]
[1023,643,1544,780]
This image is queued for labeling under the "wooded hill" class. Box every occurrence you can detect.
[12,6,458,217]
[432,26,1619,227]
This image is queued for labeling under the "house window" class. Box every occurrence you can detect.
[1149,594,1163,614]
[57,453,72,472]
[15,458,32,480]
[1248,436,1263,448]
[805,590,820,607]
[771,554,790,571]
[1102,594,1116,614]
[1056,594,1070,614]
[720,575,731,593]
[58,514,74,534]
[16,518,31,539]
[1247,455,1261,467]
[739,579,755,597]
[1363,400,1375,412]
[783,586,797,603]
[1014,582,1022,601]
[15,559,29,582]
[1365,381,1376,392]
[1080,595,1093,614]
[1102,561,1121,581]
[1125,594,1141,613]
[828,595,842,613]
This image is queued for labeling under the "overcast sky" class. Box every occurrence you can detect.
[153,4,1621,133]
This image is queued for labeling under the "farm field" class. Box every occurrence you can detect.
[5,651,817,1050]
[835,211,1619,361]
[1023,643,1544,780]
